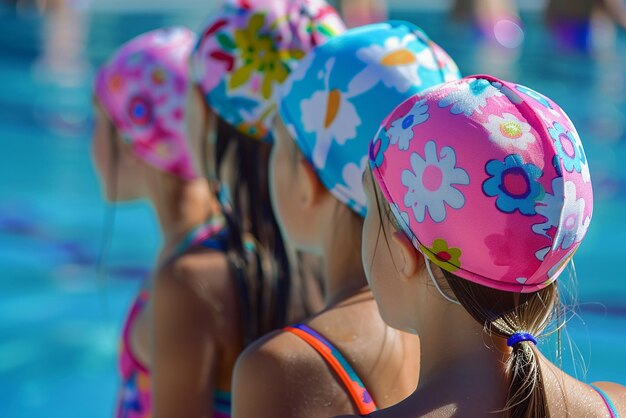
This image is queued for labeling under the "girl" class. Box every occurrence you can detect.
[168,1,341,417]
[232,22,461,418]
[92,27,227,418]
[94,2,341,414]
[93,28,232,417]
[358,75,625,417]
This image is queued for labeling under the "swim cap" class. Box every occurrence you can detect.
[370,75,593,292]
[95,27,197,180]
[191,0,345,141]
[278,21,461,216]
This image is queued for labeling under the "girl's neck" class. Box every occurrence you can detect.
[145,170,219,263]
[320,213,368,307]
[411,302,509,403]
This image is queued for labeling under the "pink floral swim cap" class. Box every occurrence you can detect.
[191,0,345,141]
[370,75,593,293]
[95,27,197,180]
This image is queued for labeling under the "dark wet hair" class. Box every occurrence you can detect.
[215,118,292,343]
[199,112,322,345]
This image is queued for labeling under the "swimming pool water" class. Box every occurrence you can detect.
[0,5,625,418]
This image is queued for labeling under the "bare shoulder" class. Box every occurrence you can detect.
[235,328,323,377]
[232,329,353,418]
[539,356,626,417]
[157,249,234,308]
[166,248,231,289]
[591,381,626,415]
[154,249,239,339]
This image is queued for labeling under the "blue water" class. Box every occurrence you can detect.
[1,5,625,418]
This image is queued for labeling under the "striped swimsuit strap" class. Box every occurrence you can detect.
[213,390,232,418]
[172,214,228,258]
[591,385,620,418]
[283,323,378,415]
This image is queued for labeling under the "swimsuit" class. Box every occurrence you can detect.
[591,384,620,418]
[284,323,378,415]
[116,215,232,418]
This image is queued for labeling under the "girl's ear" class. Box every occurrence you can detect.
[390,230,423,281]
[296,157,328,208]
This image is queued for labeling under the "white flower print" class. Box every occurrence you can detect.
[331,156,368,215]
[354,34,438,94]
[438,78,503,116]
[534,105,553,127]
[547,246,576,279]
[300,58,362,169]
[552,181,590,250]
[401,140,470,223]
[533,103,566,140]
[482,112,536,150]
[387,99,429,151]
[533,177,564,239]
[533,178,590,250]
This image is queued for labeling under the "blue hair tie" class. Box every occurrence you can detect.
[507,332,537,347]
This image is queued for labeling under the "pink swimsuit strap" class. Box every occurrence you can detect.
[121,290,150,374]
[117,218,230,418]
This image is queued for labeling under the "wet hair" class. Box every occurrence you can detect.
[369,167,564,418]
[444,273,557,418]
[214,117,292,344]
[196,103,323,344]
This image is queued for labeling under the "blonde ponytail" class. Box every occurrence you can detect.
[443,271,559,418]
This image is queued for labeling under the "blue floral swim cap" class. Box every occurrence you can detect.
[278,21,461,216]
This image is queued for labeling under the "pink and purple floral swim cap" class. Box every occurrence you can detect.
[191,0,345,141]
[370,75,593,292]
[94,27,197,180]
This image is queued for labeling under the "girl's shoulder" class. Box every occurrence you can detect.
[232,294,419,417]
[153,249,239,341]
[164,248,232,294]
[232,326,354,418]
[589,381,626,417]
[541,358,626,418]
[232,293,382,387]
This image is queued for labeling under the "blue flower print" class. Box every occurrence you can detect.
[552,155,563,177]
[483,154,545,216]
[120,372,144,413]
[548,121,586,174]
[370,128,390,168]
[515,84,552,109]
[387,99,429,150]
[438,78,501,116]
